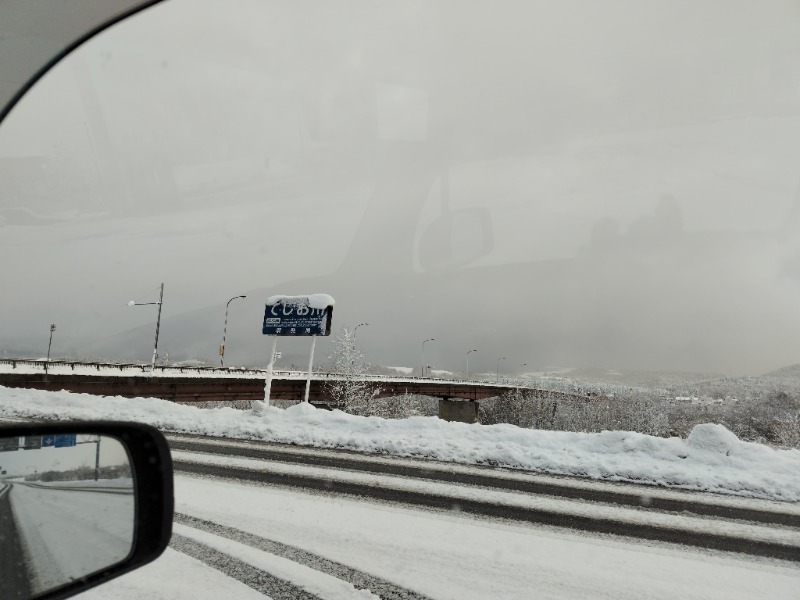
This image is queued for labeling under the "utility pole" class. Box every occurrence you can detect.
[45,323,56,375]
[94,436,101,481]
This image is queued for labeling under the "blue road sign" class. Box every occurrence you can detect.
[42,434,56,447]
[263,296,333,336]
[54,434,77,448]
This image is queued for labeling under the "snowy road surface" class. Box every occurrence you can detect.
[78,474,800,600]
[170,448,800,555]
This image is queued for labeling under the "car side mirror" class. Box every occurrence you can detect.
[417,207,494,272]
[0,422,173,600]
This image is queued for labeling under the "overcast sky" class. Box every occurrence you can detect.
[2,0,800,376]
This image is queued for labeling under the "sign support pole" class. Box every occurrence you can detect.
[94,436,101,481]
[264,336,278,407]
[304,335,317,403]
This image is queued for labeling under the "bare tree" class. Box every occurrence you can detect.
[326,327,381,414]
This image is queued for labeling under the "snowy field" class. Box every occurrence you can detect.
[2,386,800,502]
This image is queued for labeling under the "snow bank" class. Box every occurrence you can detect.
[2,386,799,501]
[686,423,742,455]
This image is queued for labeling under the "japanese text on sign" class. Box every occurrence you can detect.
[262,295,334,336]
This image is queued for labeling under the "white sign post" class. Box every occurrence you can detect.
[263,336,278,407]
[304,335,317,403]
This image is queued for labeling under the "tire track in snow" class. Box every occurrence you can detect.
[170,532,322,600]
[174,513,434,600]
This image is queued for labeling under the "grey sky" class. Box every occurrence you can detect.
[2,0,800,376]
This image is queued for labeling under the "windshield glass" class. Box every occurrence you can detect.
[2,2,800,598]
[3,1,800,374]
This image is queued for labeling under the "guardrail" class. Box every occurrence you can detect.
[0,358,504,385]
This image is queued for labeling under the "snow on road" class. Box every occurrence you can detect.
[171,450,800,548]
[83,474,800,600]
[174,523,379,600]
[2,385,800,501]
[78,547,270,600]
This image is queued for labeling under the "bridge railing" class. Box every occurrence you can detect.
[0,358,277,378]
[0,358,515,386]
[0,358,590,401]
[0,358,583,393]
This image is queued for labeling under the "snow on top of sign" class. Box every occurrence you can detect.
[265,294,335,309]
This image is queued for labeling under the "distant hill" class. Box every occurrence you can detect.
[762,364,800,380]
[552,367,724,388]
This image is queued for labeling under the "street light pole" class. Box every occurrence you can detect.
[353,322,369,339]
[352,323,369,369]
[466,348,477,380]
[221,295,246,367]
[45,323,56,375]
[151,283,164,371]
[496,356,506,382]
[128,282,164,372]
[422,338,435,378]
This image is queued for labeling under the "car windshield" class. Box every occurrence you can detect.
[2,1,800,599]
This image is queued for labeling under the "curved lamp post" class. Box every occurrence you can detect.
[466,348,477,380]
[422,338,435,378]
[128,283,164,371]
[353,322,369,339]
[350,323,369,369]
[220,295,246,367]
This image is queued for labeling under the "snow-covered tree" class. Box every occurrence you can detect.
[325,327,380,414]
[369,393,438,419]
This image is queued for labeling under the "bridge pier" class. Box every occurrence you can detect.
[438,398,480,424]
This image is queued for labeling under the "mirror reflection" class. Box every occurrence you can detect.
[0,433,134,599]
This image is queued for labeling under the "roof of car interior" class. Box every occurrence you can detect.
[0,0,163,125]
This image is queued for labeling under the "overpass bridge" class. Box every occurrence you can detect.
[0,359,585,422]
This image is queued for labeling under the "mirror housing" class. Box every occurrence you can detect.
[0,422,173,600]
